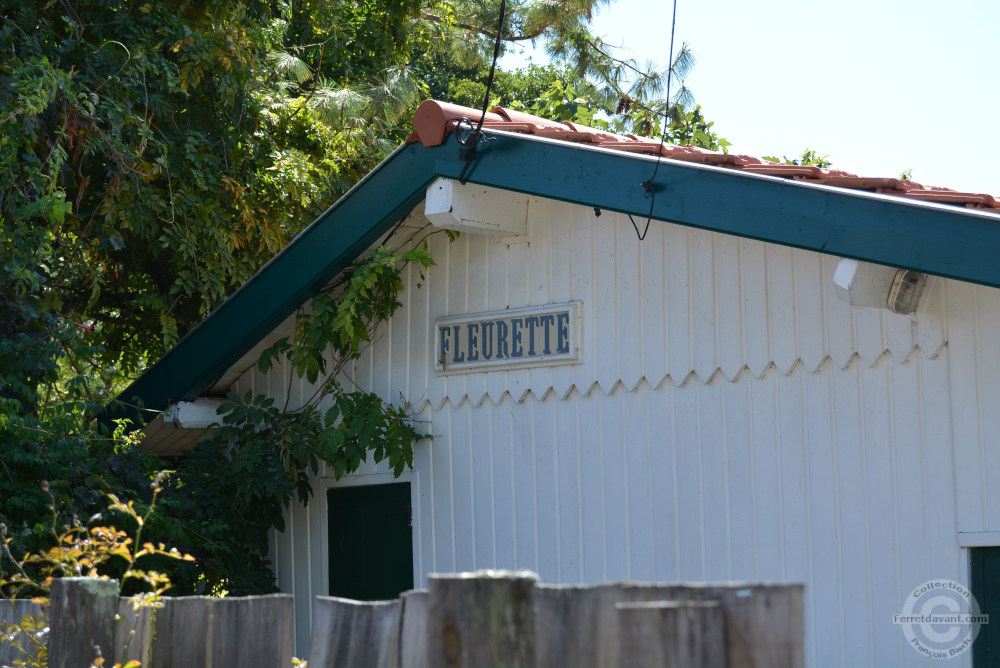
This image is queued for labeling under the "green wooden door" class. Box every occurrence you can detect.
[327,483,414,600]
[973,547,1000,667]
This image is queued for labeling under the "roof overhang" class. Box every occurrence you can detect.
[112,129,1000,427]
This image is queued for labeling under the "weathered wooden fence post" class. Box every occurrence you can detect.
[696,584,804,668]
[632,584,804,668]
[0,598,46,666]
[399,589,429,668]
[534,582,628,668]
[210,595,294,667]
[147,596,213,667]
[307,596,401,668]
[428,570,537,668]
[147,594,294,668]
[48,577,118,668]
[114,598,153,666]
[534,582,804,668]
[616,601,725,668]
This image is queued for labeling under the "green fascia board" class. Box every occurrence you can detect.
[116,130,1000,421]
[455,131,1000,288]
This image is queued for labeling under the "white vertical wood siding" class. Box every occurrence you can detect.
[233,195,998,667]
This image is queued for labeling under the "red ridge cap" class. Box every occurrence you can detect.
[411,100,506,147]
[408,99,1000,212]
[490,107,569,132]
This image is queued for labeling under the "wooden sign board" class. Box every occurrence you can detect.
[434,302,582,374]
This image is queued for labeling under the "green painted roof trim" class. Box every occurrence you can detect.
[457,132,1000,288]
[116,130,1000,422]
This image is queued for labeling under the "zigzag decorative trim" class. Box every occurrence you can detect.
[409,344,949,411]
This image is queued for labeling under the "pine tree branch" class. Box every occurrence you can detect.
[419,11,547,41]
[585,38,657,81]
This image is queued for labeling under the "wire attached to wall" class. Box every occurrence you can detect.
[456,0,507,185]
[628,0,680,241]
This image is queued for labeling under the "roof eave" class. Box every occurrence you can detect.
[115,130,1000,425]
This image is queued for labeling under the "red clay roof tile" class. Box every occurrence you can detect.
[408,99,1000,214]
[410,100,507,147]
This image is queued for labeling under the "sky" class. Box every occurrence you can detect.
[501,0,1000,195]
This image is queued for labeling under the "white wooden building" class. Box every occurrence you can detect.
[126,100,1000,666]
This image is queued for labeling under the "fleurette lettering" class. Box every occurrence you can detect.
[437,309,574,367]
[524,315,539,355]
[496,320,509,359]
[480,321,494,360]
[452,325,464,363]
[556,312,570,353]
[438,325,450,364]
[510,318,524,357]
[539,314,555,354]
[466,323,479,362]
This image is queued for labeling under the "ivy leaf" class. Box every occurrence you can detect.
[258,337,292,373]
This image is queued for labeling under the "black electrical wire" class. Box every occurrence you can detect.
[628,213,652,241]
[632,0,680,241]
[457,0,507,185]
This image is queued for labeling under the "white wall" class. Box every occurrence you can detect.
[235,194,999,666]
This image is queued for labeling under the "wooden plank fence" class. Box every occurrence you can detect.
[2,572,802,667]
[3,578,293,668]
[0,598,45,667]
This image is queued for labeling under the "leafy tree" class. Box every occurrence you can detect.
[0,233,159,570]
[0,0,722,596]
[0,0,418,595]
[2,1,339,387]
[0,0,685,379]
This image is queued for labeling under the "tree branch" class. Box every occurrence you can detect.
[585,38,657,81]
[419,12,547,42]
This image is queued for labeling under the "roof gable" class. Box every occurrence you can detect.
[115,101,1000,420]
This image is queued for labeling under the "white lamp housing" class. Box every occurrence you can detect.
[162,398,227,429]
[887,269,927,314]
[424,178,528,237]
[832,258,926,314]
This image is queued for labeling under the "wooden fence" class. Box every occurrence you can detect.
[0,598,44,667]
[2,572,802,668]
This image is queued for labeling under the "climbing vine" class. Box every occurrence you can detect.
[154,246,435,595]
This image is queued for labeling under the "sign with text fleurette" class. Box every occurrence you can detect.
[434,302,582,373]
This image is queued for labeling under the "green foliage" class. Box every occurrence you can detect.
[513,76,607,129]
[1,481,191,599]
[0,232,162,576]
[0,0,732,602]
[0,0,417,385]
[153,247,433,594]
[0,0,437,597]
[511,77,729,151]
[669,106,730,151]
[1,481,190,668]
[304,247,433,366]
[0,0,670,382]
[763,147,833,168]
[422,57,731,151]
